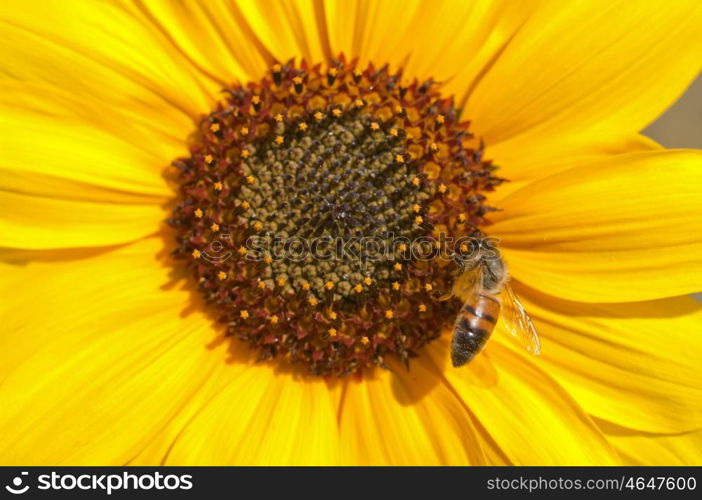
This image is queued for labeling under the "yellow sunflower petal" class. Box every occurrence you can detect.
[427,337,620,465]
[598,421,702,466]
[337,357,489,465]
[509,287,702,434]
[0,237,223,465]
[0,107,172,250]
[489,133,663,200]
[468,0,702,147]
[0,189,165,249]
[236,0,329,64]
[128,0,270,83]
[155,364,342,465]
[1,107,172,202]
[492,150,702,302]
[322,0,415,67]
[321,0,536,101]
[0,1,216,118]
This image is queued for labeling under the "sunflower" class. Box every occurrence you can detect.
[1,0,701,466]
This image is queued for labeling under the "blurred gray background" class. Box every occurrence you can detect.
[643,75,702,299]
[644,76,702,148]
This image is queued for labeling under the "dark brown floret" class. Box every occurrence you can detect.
[169,57,503,376]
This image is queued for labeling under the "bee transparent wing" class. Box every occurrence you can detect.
[500,283,541,355]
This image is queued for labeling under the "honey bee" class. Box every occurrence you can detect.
[446,247,540,366]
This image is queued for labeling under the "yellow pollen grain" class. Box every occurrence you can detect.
[412,204,421,213]
[252,221,263,231]
[314,111,324,121]
[398,243,407,252]
[395,154,404,164]
[194,208,203,218]
[204,154,214,164]
[328,67,338,77]
[276,276,286,287]
[415,216,424,225]
[332,108,342,117]
[412,177,421,187]
[240,127,249,135]
[274,113,284,122]
[370,122,380,130]
[272,63,281,72]
[418,304,427,313]
[274,135,284,145]
[328,311,338,320]
[191,249,201,259]
[308,297,319,306]
[301,281,311,291]
[354,98,364,108]
[241,149,250,158]
[460,244,469,253]
[430,142,439,152]
[390,128,398,137]
[392,282,401,291]
[436,115,445,124]
[385,310,394,319]
[438,184,447,193]
[264,255,272,264]
[251,95,261,104]
[257,281,266,289]
[424,283,433,292]
[458,213,467,223]
[394,263,402,271]
[213,181,223,191]
[240,310,250,319]
[292,76,303,85]
[298,122,308,131]
[209,123,220,132]
[363,277,373,286]
[246,175,255,184]
[354,69,363,78]
[394,105,403,114]
[210,222,219,232]
[328,328,337,336]
[354,284,363,293]
[269,315,279,324]
[360,336,370,346]
[241,200,251,209]
[237,246,247,255]
[217,271,227,280]
[325,281,334,290]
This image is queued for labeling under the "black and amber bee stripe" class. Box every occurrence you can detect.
[450,294,501,367]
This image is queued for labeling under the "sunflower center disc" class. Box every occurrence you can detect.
[170,59,503,376]
[240,113,433,298]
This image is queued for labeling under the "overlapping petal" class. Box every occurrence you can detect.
[510,286,702,435]
[599,421,702,466]
[152,367,342,465]
[0,237,224,465]
[467,0,702,148]
[427,338,619,465]
[336,357,489,465]
[492,150,702,302]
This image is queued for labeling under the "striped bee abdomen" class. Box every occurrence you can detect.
[450,294,501,367]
